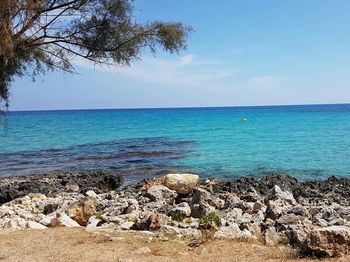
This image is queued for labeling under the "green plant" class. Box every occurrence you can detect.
[183,217,192,224]
[127,217,138,223]
[199,212,222,240]
[95,211,103,219]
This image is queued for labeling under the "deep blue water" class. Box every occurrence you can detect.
[1,104,350,182]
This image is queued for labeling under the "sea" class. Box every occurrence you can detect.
[1,104,350,184]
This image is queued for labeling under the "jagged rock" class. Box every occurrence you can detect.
[146,185,177,203]
[214,223,255,240]
[289,205,309,217]
[287,224,313,247]
[120,221,135,230]
[241,187,260,202]
[192,188,212,204]
[125,202,139,214]
[3,218,27,230]
[265,199,290,220]
[163,174,199,194]
[191,203,213,218]
[100,199,129,217]
[51,212,81,227]
[253,202,266,213]
[210,197,225,209]
[170,202,191,219]
[223,193,240,208]
[30,194,47,202]
[276,214,308,226]
[234,201,254,213]
[27,221,47,230]
[67,196,98,226]
[159,225,181,237]
[264,226,280,245]
[86,216,103,229]
[180,228,202,239]
[85,190,98,198]
[39,215,52,226]
[314,218,328,227]
[0,206,14,217]
[148,213,170,230]
[17,210,34,220]
[190,188,215,218]
[65,184,80,193]
[0,172,123,204]
[266,185,296,205]
[305,226,350,257]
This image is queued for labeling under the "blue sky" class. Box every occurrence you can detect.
[11,0,350,110]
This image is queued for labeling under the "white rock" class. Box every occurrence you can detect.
[86,216,102,230]
[171,202,191,217]
[39,215,52,227]
[146,185,177,202]
[163,173,199,194]
[120,221,135,230]
[86,190,98,198]
[267,185,296,205]
[27,221,47,230]
[214,223,255,240]
[51,212,81,227]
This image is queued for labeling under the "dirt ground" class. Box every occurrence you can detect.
[0,228,349,262]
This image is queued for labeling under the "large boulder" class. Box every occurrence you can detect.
[163,174,199,194]
[305,226,350,257]
[67,196,98,226]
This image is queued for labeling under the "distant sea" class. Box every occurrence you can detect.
[1,104,350,183]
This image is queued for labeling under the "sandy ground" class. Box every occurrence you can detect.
[0,228,349,262]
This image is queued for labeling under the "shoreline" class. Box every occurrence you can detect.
[1,172,350,258]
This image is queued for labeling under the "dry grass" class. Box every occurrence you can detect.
[0,228,349,262]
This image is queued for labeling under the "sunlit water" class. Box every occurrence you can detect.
[1,104,350,182]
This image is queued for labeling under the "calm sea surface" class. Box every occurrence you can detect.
[1,104,350,183]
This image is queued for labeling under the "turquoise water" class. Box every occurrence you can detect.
[1,104,350,182]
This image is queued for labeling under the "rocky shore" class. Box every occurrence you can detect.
[1,172,350,258]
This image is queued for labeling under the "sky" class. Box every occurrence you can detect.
[10,0,350,111]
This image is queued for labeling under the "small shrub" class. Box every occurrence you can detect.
[199,212,222,240]
[183,217,192,224]
[95,211,103,219]
[128,216,138,223]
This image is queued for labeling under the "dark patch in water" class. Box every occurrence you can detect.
[0,137,195,182]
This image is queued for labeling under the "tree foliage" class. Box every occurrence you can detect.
[0,0,192,108]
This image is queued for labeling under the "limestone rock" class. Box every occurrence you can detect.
[65,184,80,193]
[67,196,98,226]
[51,212,81,227]
[170,202,191,219]
[265,226,280,245]
[163,173,199,194]
[27,221,47,230]
[148,213,170,230]
[191,203,213,218]
[146,185,177,203]
[214,223,255,240]
[306,226,350,257]
[266,185,296,205]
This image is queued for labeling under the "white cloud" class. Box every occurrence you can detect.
[76,54,238,88]
[245,75,284,88]
[179,54,196,65]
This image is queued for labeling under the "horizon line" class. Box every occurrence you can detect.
[8,102,350,113]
